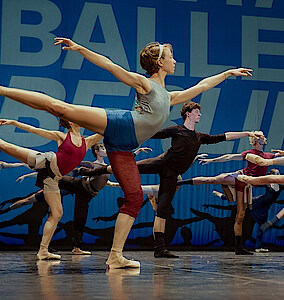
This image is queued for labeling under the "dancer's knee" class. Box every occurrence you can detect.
[119,191,144,219]
[48,101,71,118]
[51,208,63,222]
[235,212,245,224]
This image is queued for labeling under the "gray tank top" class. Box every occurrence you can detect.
[131,79,171,145]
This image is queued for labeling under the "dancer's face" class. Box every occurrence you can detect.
[160,48,176,74]
[256,135,267,146]
[96,145,107,158]
[187,108,202,123]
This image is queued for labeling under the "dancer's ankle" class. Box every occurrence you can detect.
[39,243,49,253]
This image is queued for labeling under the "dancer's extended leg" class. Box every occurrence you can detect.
[0,138,38,165]
[0,86,107,134]
[180,173,235,185]
[260,208,284,231]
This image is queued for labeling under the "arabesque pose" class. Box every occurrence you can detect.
[0,37,252,268]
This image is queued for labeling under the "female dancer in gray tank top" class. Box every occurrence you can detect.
[0,38,252,269]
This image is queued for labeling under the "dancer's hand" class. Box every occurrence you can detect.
[199,158,214,165]
[228,68,253,77]
[54,37,81,51]
[0,119,13,126]
[134,147,153,156]
[196,153,208,159]
[271,149,284,156]
[16,175,26,183]
[78,167,90,176]
[247,132,263,139]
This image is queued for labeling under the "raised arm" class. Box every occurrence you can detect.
[0,119,63,142]
[170,68,252,106]
[84,133,103,149]
[199,153,243,165]
[54,38,151,93]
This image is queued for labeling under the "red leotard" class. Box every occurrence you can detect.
[56,132,86,176]
[241,149,275,177]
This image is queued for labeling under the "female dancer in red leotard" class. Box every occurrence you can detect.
[0,118,101,260]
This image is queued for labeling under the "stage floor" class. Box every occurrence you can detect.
[0,251,283,299]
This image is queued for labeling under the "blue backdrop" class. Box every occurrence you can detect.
[0,0,283,250]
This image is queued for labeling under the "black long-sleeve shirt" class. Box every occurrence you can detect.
[151,125,226,174]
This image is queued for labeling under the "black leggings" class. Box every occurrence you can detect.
[137,156,178,219]
[59,176,93,248]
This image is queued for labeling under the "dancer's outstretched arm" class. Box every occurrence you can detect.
[0,119,64,142]
[170,68,252,105]
[199,153,242,165]
[246,153,284,167]
[54,37,151,94]
[0,161,28,169]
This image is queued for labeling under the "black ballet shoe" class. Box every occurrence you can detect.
[235,248,254,255]
[154,249,179,258]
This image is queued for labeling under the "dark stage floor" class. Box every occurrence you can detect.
[0,251,283,299]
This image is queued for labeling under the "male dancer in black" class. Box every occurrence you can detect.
[80,102,258,258]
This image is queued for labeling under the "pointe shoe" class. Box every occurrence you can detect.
[106,254,140,269]
[72,247,91,255]
[37,251,61,260]
[246,153,269,166]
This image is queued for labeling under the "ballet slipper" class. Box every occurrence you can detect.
[37,243,61,260]
[106,250,140,269]
[37,251,61,260]
[72,247,91,255]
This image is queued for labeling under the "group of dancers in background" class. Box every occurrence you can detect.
[0,37,283,269]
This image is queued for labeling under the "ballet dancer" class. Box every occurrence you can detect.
[82,102,258,257]
[236,173,284,233]
[0,118,101,259]
[179,132,276,254]
[0,37,252,268]
[212,168,283,252]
